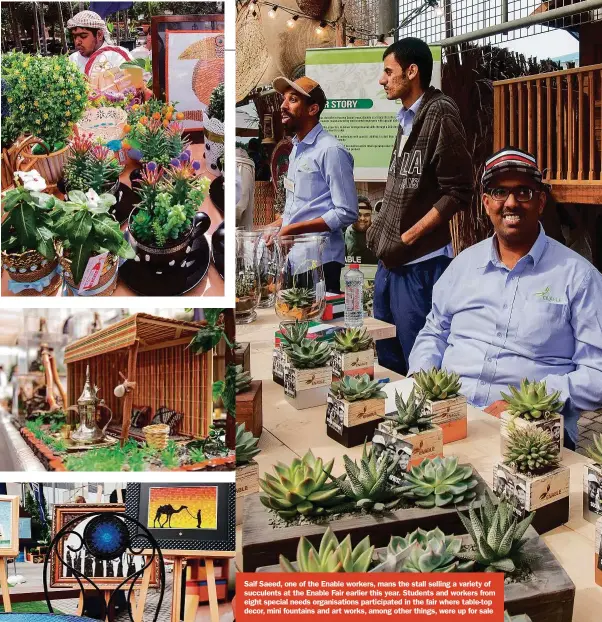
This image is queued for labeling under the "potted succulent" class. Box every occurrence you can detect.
[584,432,602,524]
[51,189,135,295]
[63,130,123,195]
[203,82,224,174]
[276,287,318,321]
[282,337,333,409]
[273,320,309,386]
[331,327,375,381]
[494,424,569,534]
[500,379,565,456]
[235,422,261,525]
[1,170,61,295]
[376,386,443,469]
[414,367,467,443]
[326,374,387,447]
[128,159,211,273]
[235,365,262,438]
[1,52,88,184]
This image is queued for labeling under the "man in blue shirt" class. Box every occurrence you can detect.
[269,76,359,292]
[408,147,602,449]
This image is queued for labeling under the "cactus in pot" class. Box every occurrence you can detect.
[503,424,560,476]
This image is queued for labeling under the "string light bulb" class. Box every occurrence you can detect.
[287,15,299,28]
[268,5,278,18]
[315,20,327,35]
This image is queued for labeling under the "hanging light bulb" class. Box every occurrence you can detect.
[315,20,327,35]
[287,15,299,28]
[268,5,278,18]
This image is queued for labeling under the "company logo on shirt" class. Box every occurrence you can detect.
[534,286,564,303]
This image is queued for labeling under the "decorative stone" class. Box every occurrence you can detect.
[9,267,16,272]
[30,265,38,271]
[19,268,26,273]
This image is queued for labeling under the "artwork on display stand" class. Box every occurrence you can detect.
[50,503,159,589]
[0,495,19,556]
[19,517,32,540]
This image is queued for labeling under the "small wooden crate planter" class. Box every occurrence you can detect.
[424,395,467,444]
[330,348,374,382]
[236,380,262,438]
[493,462,570,534]
[325,391,384,448]
[500,412,564,457]
[236,460,259,526]
[241,465,490,572]
[234,342,251,373]
[583,462,602,524]
[284,364,332,410]
[375,421,444,470]
[64,313,213,445]
[595,517,602,587]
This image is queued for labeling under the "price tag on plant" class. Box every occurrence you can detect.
[78,253,108,295]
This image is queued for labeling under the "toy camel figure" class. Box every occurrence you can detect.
[153,504,190,528]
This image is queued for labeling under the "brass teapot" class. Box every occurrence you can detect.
[68,366,113,444]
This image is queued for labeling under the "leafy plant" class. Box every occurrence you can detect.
[401,456,479,508]
[414,367,462,401]
[330,374,387,402]
[503,424,560,475]
[234,365,252,394]
[456,495,535,573]
[586,432,602,465]
[236,268,257,298]
[64,136,123,193]
[500,379,564,421]
[333,327,373,353]
[379,527,474,573]
[328,441,404,512]
[160,440,180,468]
[1,52,88,151]
[188,309,233,355]
[64,440,150,472]
[236,422,261,465]
[1,171,56,257]
[51,189,135,283]
[259,450,347,519]
[207,82,225,122]
[188,447,207,464]
[279,321,310,348]
[280,527,373,573]
[382,386,434,435]
[202,424,229,457]
[280,287,315,309]
[283,338,332,369]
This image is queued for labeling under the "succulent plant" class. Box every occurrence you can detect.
[236,268,257,298]
[280,527,374,573]
[259,450,347,519]
[586,432,602,465]
[279,321,310,348]
[333,327,373,353]
[456,495,535,573]
[401,456,479,508]
[379,527,474,572]
[235,422,261,465]
[503,424,560,475]
[283,338,332,369]
[280,287,315,309]
[330,374,387,402]
[500,379,564,421]
[414,367,462,401]
[235,365,252,394]
[328,441,405,512]
[382,386,434,434]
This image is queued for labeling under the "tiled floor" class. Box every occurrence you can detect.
[577,409,602,455]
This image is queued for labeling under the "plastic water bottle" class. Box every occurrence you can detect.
[344,264,364,328]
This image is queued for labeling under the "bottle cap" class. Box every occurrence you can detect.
[349,263,360,269]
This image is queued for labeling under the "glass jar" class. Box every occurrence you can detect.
[235,229,261,324]
[256,226,281,309]
[275,234,327,321]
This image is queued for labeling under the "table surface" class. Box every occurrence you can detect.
[238,310,602,622]
[1,143,224,298]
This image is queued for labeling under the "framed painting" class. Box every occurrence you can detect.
[125,482,235,555]
[165,29,224,131]
[50,503,159,590]
[0,495,19,557]
[151,14,224,103]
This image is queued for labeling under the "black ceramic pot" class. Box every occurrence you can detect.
[212,222,224,279]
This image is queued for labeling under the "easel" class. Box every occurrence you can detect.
[0,495,19,613]
[157,550,235,622]
[0,556,12,612]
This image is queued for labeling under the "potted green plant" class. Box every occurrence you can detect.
[331,327,375,381]
[584,432,602,524]
[236,422,261,525]
[414,367,467,444]
[1,170,61,295]
[203,82,224,173]
[273,321,309,386]
[51,189,135,295]
[1,52,88,184]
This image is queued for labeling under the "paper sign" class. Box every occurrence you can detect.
[78,253,108,294]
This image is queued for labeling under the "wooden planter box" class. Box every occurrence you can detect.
[284,364,332,410]
[376,421,444,469]
[234,342,251,373]
[236,460,259,526]
[325,392,384,447]
[236,380,262,438]
[272,347,286,386]
[500,412,564,457]
[583,462,602,524]
[595,517,602,588]
[424,395,467,444]
[330,348,374,381]
[242,465,490,571]
[493,462,570,534]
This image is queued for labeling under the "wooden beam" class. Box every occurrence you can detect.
[578,72,584,180]
[547,180,602,203]
[547,77,553,179]
[121,339,140,446]
[137,336,194,353]
[589,71,595,180]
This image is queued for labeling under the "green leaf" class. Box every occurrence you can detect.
[35,225,55,259]
[69,239,94,285]
[14,202,38,250]
[70,210,93,246]
[92,216,124,247]
[66,190,87,204]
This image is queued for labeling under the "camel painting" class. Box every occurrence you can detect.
[148,486,218,530]
[153,504,192,528]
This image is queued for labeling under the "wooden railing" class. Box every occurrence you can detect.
[493,64,602,187]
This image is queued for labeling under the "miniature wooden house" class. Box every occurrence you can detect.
[64,314,212,444]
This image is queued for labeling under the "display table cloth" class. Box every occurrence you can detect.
[2,615,99,621]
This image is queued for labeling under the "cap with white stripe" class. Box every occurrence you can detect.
[482,147,542,188]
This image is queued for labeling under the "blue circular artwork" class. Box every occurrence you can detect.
[83,515,129,561]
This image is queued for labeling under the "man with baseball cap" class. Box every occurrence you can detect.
[268,76,358,292]
[408,146,602,450]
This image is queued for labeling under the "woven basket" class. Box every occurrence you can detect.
[17,143,69,186]
[59,249,118,297]
[179,34,224,61]
[13,272,62,297]
[2,250,58,283]
[253,181,276,228]
[236,5,269,103]
[143,423,170,450]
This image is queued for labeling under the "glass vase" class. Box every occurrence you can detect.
[275,234,327,322]
[256,226,281,309]
[235,229,261,324]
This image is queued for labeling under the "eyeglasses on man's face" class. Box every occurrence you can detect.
[486,186,539,202]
